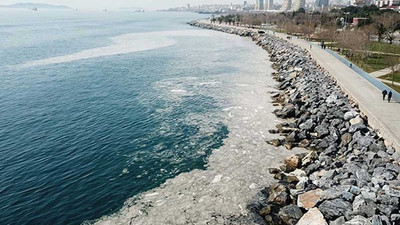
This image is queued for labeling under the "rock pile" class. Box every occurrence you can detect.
[189,20,400,225]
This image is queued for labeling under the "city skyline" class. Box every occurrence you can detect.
[0,0,265,10]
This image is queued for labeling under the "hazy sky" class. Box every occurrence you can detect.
[0,0,248,10]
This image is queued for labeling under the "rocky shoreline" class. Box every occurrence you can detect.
[189,21,400,225]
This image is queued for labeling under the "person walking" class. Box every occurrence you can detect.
[350,63,352,68]
[388,91,393,103]
[382,89,388,100]
[310,44,312,50]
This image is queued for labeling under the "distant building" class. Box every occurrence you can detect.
[266,0,274,9]
[376,0,400,7]
[244,1,248,7]
[281,0,293,10]
[380,5,400,11]
[256,0,265,10]
[350,0,373,5]
[313,0,329,11]
[292,0,306,10]
[352,17,369,25]
[316,0,330,8]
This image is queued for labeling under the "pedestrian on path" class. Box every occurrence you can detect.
[388,91,393,103]
[382,89,388,100]
[350,63,352,68]
[310,44,312,50]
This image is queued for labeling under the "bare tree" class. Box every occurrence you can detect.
[336,29,370,65]
[387,55,400,86]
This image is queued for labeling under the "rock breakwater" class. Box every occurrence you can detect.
[189,20,400,225]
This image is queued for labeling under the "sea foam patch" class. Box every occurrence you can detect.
[17,30,211,68]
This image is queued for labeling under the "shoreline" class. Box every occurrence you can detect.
[92,26,299,224]
[188,20,400,224]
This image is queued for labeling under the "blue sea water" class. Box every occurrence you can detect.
[0,10,269,225]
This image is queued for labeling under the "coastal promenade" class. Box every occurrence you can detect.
[274,33,400,152]
[198,20,400,151]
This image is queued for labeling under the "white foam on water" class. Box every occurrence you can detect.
[91,34,307,225]
[17,30,211,68]
[170,89,188,94]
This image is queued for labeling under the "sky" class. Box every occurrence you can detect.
[0,0,248,10]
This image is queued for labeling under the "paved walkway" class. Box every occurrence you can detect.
[370,64,400,78]
[378,78,400,87]
[198,20,400,151]
[274,32,400,151]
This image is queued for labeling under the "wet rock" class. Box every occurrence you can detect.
[259,205,272,217]
[284,142,296,150]
[297,208,328,225]
[284,155,301,171]
[268,168,281,174]
[280,104,296,118]
[302,151,318,166]
[267,183,289,205]
[267,139,283,147]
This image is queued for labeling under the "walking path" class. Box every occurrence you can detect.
[274,32,400,151]
[200,21,400,151]
[370,64,400,78]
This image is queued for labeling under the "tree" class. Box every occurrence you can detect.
[297,8,306,14]
[381,14,400,44]
[336,29,370,66]
[387,55,400,86]
[210,18,217,24]
[374,23,386,42]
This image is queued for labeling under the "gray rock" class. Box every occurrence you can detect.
[349,123,367,133]
[344,111,359,121]
[352,195,377,218]
[356,169,372,183]
[356,137,374,149]
[315,124,330,138]
[350,116,364,125]
[371,215,383,225]
[299,119,314,131]
[278,204,303,225]
[391,214,400,223]
[361,190,376,202]
[330,216,346,225]
[342,192,355,201]
[319,199,351,220]
[344,215,371,225]
[267,183,289,205]
[341,133,353,146]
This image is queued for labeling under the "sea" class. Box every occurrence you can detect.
[0,10,272,224]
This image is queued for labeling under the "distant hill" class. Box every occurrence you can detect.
[0,3,71,9]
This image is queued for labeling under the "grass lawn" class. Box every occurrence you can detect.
[368,42,400,55]
[383,82,400,94]
[318,41,400,73]
[379,70,400,83]
[354,54,396,73]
